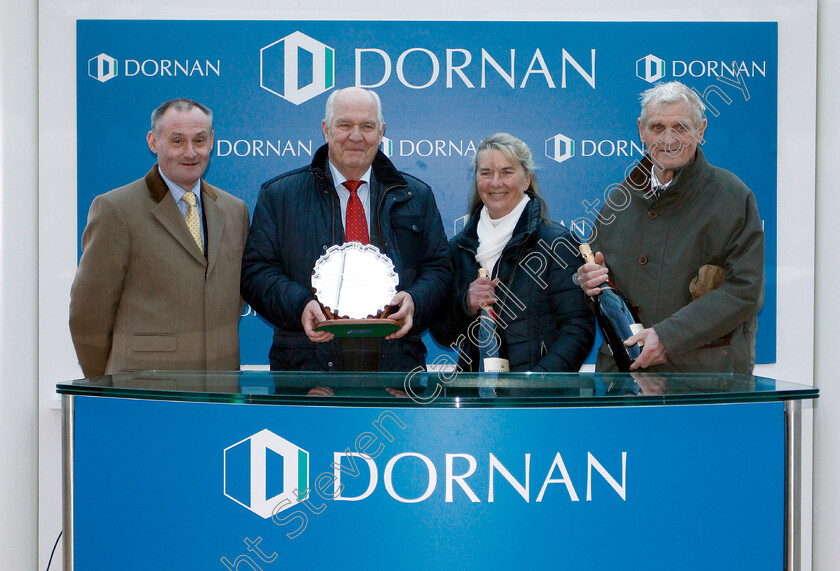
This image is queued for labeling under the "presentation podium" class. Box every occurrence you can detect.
[57,371,816,570]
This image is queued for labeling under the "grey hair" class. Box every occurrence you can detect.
[639,81,706,129]
[150,98,213,136]
[324,88,384,130]
[468,132,545,219]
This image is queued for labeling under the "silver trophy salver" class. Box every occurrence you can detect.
[311,242,401,338]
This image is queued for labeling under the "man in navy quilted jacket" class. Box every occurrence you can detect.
[241,87,451,373]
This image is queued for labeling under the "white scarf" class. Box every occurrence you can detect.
[475,195,531,274]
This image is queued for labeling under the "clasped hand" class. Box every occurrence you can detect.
[301,293,415,343]
[576,250,669,369]
[466,276,500,316]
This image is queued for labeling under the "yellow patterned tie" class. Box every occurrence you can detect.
[183,191,204,253]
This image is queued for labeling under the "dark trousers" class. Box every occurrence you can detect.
[340,337,381,371]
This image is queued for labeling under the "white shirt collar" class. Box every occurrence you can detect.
[158,166,202,205]
[328,161,372,190]
[650,168,673,191]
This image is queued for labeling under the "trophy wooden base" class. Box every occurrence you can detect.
[313,318,401,338]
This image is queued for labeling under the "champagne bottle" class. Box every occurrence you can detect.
[477,267,510,373]
[579,244,643,372]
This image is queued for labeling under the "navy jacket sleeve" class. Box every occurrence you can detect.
[399,188,452,334]
[240,183,313,330]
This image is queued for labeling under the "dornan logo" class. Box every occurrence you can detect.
[88,53,118,83]
[223,430,309,519]
[86,53,220,82]
[380,136,393,157]
[635,53,766,83]
[636,54,666,83]
[261,31,336,105]
[546,132,645,165]
[545,133,575,164]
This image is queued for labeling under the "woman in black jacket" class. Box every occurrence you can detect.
[431,133,595,372]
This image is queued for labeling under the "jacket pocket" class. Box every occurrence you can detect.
[269,332,320,370]
[131,334,177,352]
[672,343,735,373]
[269,344,317,370]
[380,335,426,372]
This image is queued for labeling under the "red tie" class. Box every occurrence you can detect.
[343,180,369,245]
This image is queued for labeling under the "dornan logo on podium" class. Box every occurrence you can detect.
[223,430,309,519]
[222,419,627,533]
[635,53,766,84]
[220,413,628,569]
[86,52,220,83]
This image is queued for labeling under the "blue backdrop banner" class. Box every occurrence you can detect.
[77,20,778,365]
[72,396,784,569]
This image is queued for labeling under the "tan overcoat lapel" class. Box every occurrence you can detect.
[144,166,207,266]
[201,181,225,275]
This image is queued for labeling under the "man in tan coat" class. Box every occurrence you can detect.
[70,98,249,377]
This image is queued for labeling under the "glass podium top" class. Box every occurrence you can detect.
[56,370,818,408]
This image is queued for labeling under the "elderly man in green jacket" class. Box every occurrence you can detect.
[577,81,764,374]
